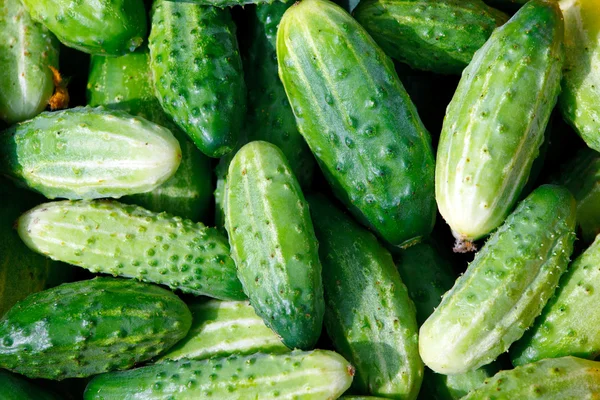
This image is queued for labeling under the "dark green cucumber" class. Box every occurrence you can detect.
[0,370,61,400]
[17,200,245,300]
[225,141,324,350]
[309,194,422,399]
[0,106,181,200]
[420,185,577,374]
[0,277,192,380]
[354,0,508,75]
[149,0,245,158]
[277,0,436,247]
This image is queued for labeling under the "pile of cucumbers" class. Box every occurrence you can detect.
[1,0,599,398]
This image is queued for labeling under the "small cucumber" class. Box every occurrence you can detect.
[0,277,192,380]
[84,350,355,399]
[0,370,61,400]
[149,0,246,158]
[0,106,181,200]
[0,0,59,124]
[17,200,245,300]
[225,141,324,350]
[354,0,508,75]
[277,0,436,247]
[435,0,564,246]
[308,194,422,400]
[463,356,600,400]
[420,185,577,374]
[21,0,146,56]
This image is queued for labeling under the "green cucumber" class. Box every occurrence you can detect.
[0,370,61,400]
[86,49,212,221]
[157,299,289,362]
[463,356,600,399]
[0,0,59,124]
[435,0,564,247]
[17,200,245,300]
[277,0,436,247]
[309,194,422,399]
[0,106,181,200]
[149,0,245,158]
[225,141,324,350]
[353,0,508,75]
[0,277,192,380]
[21,0,146,56]
[84,350,354,399]
[420,185,577,374]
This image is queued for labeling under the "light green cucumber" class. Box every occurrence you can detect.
[0,370,61,400]
[435,0,564,247]
[0,106,181,200]
[84,350,355,399]
[17,200,245,300]
[420,185,577,374]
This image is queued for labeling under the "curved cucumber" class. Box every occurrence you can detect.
[420,185,577,374]
[435,0,564,245]
[17,200,245,300]
[0,277,192,380]
[0,0,59,124]
[309,194,422,400]
[277,0,436,247]
[354,0,508,75]
[0,370,61,400]
[84,350,354,399]
[149,0,245,158]
[225,141,324,350]
[0,106,181,200]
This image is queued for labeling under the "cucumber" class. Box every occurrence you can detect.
[0,370,61,400]
[86,49,213,221]
[0,0,59,124]
[0,106,181,200]
[435,0,564,247]
[169,0,284,7]
[157,299,289,362]
[463,356,600,399]
[419,185,577,374]
[277,0,436,247]
[0,277,192,380]
[308,194,422,399]
[149,0,245,158]
[17,200,245,300]
[225,141,324,350]
[353,0,508,75]
[84,350,354,399]
[21,0,146,56]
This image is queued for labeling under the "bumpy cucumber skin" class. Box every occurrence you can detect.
[149,0,245,158]
[420,185,577,374]
[435,0,564,242]
[157,299,289,362]
[463,356,600,399]
[84,350,354,399]
[309,194,422,400]
[0,370,60,400]
[353,0,508,75]
[17,200,245,300]
[86,49,212,221]
[0,106,181,200]
[277,0,436,247]
[21,0,146,56]
[225,141,324,350]
[0,0,59,124]
[558,0,600,151]
[0,277,192,380]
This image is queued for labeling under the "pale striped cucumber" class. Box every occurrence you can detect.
[435,0,564,247]
[17,200,245,300]
[225,141,324,350]
[420,185,577,374]
[277,0,436,247]
[0,107,181,200]
[157,299,289,362]
[0,0,59,124]
[84,350,354,399]
[309,194,423,400]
